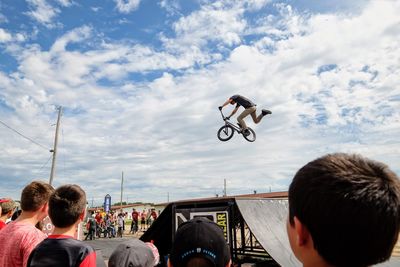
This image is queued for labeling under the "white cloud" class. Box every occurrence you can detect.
[25,0,74,26]
[91,6,101,12]
[159,0,181,16]
[163,2,246,52]
[0,28,12,42]
[0,28,27,44]
[114,0,141,14]
[56,0,73,7]
[1,0,399,204]
[50,25,92,53]
[25,0,60,25]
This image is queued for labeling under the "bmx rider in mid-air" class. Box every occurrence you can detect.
[219,94,272,136]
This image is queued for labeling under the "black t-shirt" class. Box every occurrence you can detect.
[230,95,255,109]
[27,235,96,267]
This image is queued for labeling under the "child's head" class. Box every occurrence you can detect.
[0,198,16,218]
[109,239,159,267]
[49,184,87,228]
[20,181,54,212]
[169,217,231,267]
[287,153,400,267]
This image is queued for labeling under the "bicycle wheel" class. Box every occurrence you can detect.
[243,127,256,142]
[217,125,234,141]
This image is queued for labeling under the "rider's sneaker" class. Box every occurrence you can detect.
[262,109,272,116]
[243,129,250,136]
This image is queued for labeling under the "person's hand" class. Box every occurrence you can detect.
[218,106,223,110]
[226,116,230,120]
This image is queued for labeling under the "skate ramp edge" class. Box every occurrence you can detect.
[235,198,301,267]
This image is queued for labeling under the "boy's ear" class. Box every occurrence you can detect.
[7,209,14,218]
[40,202,49,214]
[293,216,311,247]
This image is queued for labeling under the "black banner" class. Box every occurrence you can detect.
[175,206,230,244]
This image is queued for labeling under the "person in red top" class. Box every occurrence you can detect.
[0,198,16,230]
[27,184,96,267]
[95,211,102,224]
[0,181,54,267]
[0,199,5,229]
[130,208,139,234]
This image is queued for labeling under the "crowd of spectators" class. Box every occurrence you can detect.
[83,207,158,240]
[0,152,399,267]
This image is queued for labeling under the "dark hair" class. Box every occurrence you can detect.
[20,181,54,212]
[49,184,86,228]
[288,153,400,267]
[187,257,215,267]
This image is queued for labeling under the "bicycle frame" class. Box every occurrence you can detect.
[218,109,256,142]
[219,110,241,133]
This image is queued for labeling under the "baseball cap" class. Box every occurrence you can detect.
[108,239,159,267]
[170,217,231,267]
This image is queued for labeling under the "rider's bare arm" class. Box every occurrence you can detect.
[221,98,232,108]
[229,106,239,117]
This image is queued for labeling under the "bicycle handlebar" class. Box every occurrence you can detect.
[219,108,227,120]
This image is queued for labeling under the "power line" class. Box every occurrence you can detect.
[0,119,49,151]
[37,155,53,174]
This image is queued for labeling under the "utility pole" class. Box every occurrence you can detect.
[49,106,62,185]
[223,179,227,197]
[120,171,124,212]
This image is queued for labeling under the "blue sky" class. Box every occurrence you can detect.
[0,0,399,205]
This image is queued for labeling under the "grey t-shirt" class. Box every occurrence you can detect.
[230,95,255,109]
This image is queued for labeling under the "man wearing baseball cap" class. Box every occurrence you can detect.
[169,217,231,267]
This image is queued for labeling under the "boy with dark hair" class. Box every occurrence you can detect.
[0,181,54,267]
[287,153,400,267]
[169,217,231,267]
[27,184,96,267]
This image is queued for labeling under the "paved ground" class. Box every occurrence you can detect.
[83,231,144,266]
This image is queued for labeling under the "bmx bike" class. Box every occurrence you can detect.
[217,109,256,142]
